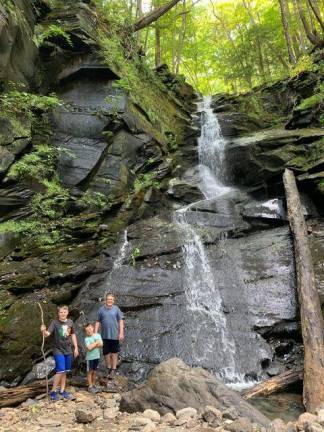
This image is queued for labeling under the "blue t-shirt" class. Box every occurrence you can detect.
[97,305,124,340]
[85,333,102,361]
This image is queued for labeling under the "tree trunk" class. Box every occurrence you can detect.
[243,0,267,81]
[283,168,324,413]
[278,0,297,65]
[155,22,162,67]
[175,0,187,74]
[243,369,303,400]
[307,0,324,31]
[293,0,322,45]
[0,381,47,408]
[134,0,182,31]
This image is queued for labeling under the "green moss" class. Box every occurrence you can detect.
[7,143,57,181]
[99,30,187,148]
[34,24,73,48]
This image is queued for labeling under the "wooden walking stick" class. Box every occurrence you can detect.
[37,302,49,397]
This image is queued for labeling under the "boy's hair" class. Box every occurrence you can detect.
[84,322,94,330]
[57,305,69,312]
[106,292,115,299]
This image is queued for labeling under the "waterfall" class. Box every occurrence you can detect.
[197,95,232,199]
[175,95,242,382]
[101,229,129,299]
[113,229,129,270]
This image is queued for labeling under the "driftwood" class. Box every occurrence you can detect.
[243,368,303,400]
[0,380,47,408]
[283,168,324,413]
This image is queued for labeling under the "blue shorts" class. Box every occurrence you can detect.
[54,354,72,374]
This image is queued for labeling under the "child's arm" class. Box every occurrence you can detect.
[86,341,100,351]
[40,323,52,338]
[71,333,79,357]
[96,334,103,348]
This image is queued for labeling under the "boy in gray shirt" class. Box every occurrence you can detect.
[41,305,79,401]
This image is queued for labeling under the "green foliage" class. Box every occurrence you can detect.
[79,191,109,209]
[31,180,69,220]
[297,83,324,111]
[33,24,73,48]
[290,54,317,78]
[7,144,57,182]
[0,90,61,121]
[134,173,160,193]
[130,247,140,267]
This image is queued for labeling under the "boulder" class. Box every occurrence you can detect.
[297,413,317,431]
[268,418,287,432]
[226,418,254,432]
[75,404,100,423]
[143,409,161,422]
[202,405,223,427]
[161,412,176,424]
[120,358,270,427]
[176,407,198,420]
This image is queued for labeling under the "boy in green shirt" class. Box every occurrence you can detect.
[84,322,103,393]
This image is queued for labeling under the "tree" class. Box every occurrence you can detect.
[134,0,182,31]
[278,0,297,64]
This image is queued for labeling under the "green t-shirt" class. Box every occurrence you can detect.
[85,333,102,361]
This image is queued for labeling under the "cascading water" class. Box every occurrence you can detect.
[175,95,243,382]
[197,95,232,199]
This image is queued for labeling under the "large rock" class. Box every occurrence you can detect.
[120,358,270,427]
[225,128,324,197]
[0,0,38,87]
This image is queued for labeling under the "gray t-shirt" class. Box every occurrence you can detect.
[47,319,74,355]
[97,305,124,340]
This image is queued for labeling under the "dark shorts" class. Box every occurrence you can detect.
[103,339,120,355]
[87,358,99,372]
[54,354,72,374]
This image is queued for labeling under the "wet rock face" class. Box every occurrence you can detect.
[73,211,297,383]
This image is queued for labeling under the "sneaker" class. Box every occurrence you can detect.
[94,384,103,393]
[60,390,76,400]
[109,369,116,380]
[88,386,98,394]
[50,391,59,402]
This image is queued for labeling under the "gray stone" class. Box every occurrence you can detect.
[103,407,119,419]
[176,407,198,420]
[120,359,270,426]
[297,413,317,431]
[161,413,176,424]
[202,405,223,427]
[268,419,287,432]
[143,409,161,422]
[226,418,254,432]
[317,409,324,425]
[75,404,100,423]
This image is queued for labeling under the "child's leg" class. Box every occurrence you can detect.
[92,370,96,386]
[52,373,62,392]
[60,373,67,392]
[53,354,65,392]
[87,370,93,387]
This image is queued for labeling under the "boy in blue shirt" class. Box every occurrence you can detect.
[84,322,103,393]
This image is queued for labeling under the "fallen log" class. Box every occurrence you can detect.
[283,168,324,413]
[0,380,47,408]
[243,368,303,400]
